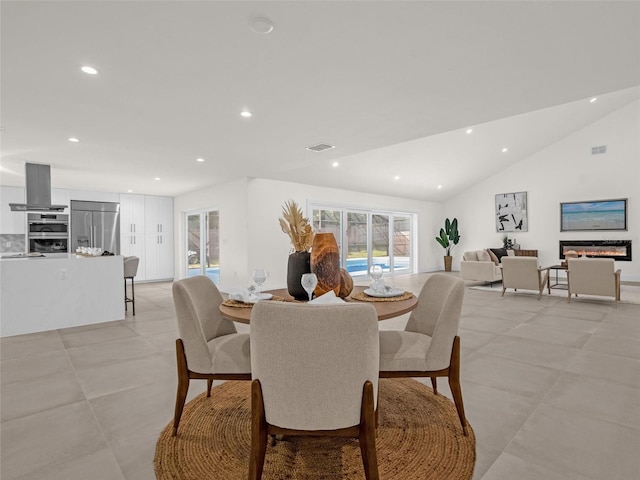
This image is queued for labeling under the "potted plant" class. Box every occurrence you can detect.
[435,218,460,272]
[279,200,315,299]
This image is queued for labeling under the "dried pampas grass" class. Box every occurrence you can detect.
[279,200,314,252]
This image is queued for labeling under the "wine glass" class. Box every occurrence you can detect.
[301,273,318,302]
[252,269,268,294]
[369,265,383,292]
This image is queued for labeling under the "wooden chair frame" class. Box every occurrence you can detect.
[173,338,251,436]
[249,379,379,480]
[379,335,468,436]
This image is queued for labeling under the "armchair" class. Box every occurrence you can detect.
[567,258,621,307]
[500,256,550,300]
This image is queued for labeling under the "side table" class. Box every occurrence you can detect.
[548,265,568,289]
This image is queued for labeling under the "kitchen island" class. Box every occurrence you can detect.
[1,253,124,337]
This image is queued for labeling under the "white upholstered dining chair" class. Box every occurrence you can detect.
[378,273,469,435]
[501,256,550,300]
[249,302,380,480]
[171,275,251,436]
[567,258,621,307]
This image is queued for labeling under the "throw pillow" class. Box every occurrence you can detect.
[477,250,491,262]
[463,251,478,261]
[487,248,499,265]
[489,247,509,263]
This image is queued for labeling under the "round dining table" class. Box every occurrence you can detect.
[219,286,418,324]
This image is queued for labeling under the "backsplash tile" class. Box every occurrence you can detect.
[0,234,26,253]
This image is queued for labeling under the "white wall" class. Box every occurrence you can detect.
[174,177,442,290]
[443,100,640,281]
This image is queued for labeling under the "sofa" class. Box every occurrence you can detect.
[460,249,503,285]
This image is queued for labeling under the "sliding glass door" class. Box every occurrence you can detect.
[186,210,220,284]
[311,204,415,277]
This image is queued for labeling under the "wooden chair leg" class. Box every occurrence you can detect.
[430,377,438,395]
[249,380,268,480]
[448,336,468,436]
[359,381,379,480]
[173,339,190,436]
[207,378,213,397]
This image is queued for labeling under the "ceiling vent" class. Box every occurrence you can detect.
[591,145,607,155]
[306,143,335,152]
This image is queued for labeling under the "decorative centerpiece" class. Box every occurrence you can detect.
[338,268,354,298]
[310,233,341,297]
[279,200,315,300]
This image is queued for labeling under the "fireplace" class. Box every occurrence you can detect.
[559,240,632,261]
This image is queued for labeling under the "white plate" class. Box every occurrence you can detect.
[363,288,405,298]
[243,293,274,304]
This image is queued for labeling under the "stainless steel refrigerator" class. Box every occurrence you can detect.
[70,200,120,254]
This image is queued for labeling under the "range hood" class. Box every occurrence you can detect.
[9,163,68,212]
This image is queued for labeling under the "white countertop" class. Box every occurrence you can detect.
[1,252,119,260]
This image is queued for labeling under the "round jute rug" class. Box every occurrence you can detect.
[154,378,475,479]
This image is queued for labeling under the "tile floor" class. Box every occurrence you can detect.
[1,273,639,480]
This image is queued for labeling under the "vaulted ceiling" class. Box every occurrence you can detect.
[1,1,639,201]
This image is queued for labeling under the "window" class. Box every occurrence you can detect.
[185,210,220,284]
[311,204,415,277]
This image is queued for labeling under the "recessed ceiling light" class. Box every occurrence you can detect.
[466,128,473,134]
[332,161,339,167]
[68,137,79,142]
[127,189,133,193]
[240,111,252,118]
[437,185,443,189]
[249,17,274,34]
[590,97,597,103]
[81,66,98,75]
[394,175,400,181]
[502,147,508,153]
[154,177,161,181]
[196,158,205,162]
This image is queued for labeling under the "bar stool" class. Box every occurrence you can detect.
[123,256,140,315]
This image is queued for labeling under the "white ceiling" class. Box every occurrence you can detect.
[1,1,639,202]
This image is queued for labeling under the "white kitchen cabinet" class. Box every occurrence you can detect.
[144,195,173,280]
[144,195,173,235]
[145,228,174,280]
[0,186,26,234]
[120,194,145,235]
[119,193,146,279]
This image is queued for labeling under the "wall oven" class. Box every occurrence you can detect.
[28,213,69,253]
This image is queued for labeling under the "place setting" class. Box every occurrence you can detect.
[222,269,287,308]
[351,265,414,302]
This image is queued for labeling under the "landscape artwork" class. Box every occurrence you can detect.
[560,199,627,231]
[495,192,528,232]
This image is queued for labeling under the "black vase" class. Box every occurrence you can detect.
[287,251,311,300]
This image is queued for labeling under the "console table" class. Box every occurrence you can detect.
[514,249,538,257]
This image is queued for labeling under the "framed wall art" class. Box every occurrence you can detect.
[495,192,528,232]
[560,198,627,232]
